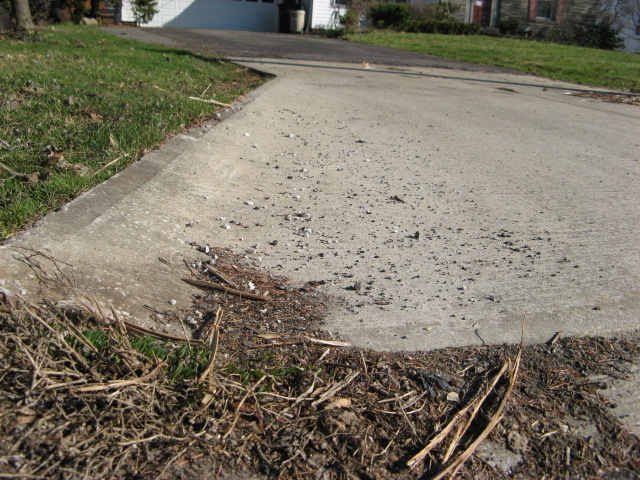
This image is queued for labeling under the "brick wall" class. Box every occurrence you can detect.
[496,0,599,34]
[499,1,528,21]
[561,0,599,26]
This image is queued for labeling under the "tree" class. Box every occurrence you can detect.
[599,0,640,46]
[132,0,158,24]
[10,0,35,30]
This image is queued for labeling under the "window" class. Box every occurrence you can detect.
[529,0,563,22]
[536,0,554,20]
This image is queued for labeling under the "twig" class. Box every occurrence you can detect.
[123,319,203,344]
[433,351,521,480]
[311,371,360,407]
[0,160,38,183]
[155,444,191,480]
[94,155,125,176]
[118,433,187,446]
[316,347,331,364]
[188,96,232,108]
[199,83,213,98]
[77,362,165,392]
[204,265,239,289]
[373,427,402,459]
[359,349,368,374]
[198,307,223,384]
[224,375,268,438]
[442,421,466,464]
[304,337,352,347]
[406,362,509,468]
[182,278,271,302]
[0,474,46,479]
[547,331,563,345]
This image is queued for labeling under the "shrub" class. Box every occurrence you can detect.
[434,1,461,21]
[498,17,520,35]
[369,3,412,30]
[340,9,359,32]
[69,0,88,23]
[408,1,460,23]
[313,27,345,38]
[547,22,624,50]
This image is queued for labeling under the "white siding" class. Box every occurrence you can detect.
[310,0,346,29]
[122,0,278,31]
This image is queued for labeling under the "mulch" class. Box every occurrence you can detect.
[1,249,638,479]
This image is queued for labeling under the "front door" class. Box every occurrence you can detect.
[471,0,492,26]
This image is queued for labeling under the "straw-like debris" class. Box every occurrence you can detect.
[0,248,638,479]
[571,91,640,106]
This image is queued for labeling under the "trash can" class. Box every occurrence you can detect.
[289,9,305,34]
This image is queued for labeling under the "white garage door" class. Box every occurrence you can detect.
[122,0,279,32]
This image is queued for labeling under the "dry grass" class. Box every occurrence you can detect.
[0,249,638,479]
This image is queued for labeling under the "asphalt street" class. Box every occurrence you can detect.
[111,26,517,72]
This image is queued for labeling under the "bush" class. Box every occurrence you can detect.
[547,22,624,50]
[313,27,345,38]
[498,17,520,35]
[407,20,481,35]
[340,9,359,32]
[369,3,412,30]
[408,1,460,23]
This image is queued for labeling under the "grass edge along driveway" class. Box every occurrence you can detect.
[0,25,265,241]
[345,32,640,93]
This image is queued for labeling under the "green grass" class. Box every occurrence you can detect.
[0,25,265,241]
[344,32,640,92]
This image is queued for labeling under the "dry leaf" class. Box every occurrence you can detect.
[16,414,35,425]
[59,162,91,176]
[47,151,65,166]
[109,133,118,148]
[25,172,40,183]
[325,398,352,410]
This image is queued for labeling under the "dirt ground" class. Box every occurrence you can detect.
[1,250,638,479]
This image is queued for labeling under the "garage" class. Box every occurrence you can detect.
[121,0,279,31]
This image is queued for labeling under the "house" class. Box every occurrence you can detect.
[600,0,640,52]
[447,0,600,32]
[120,0,346,32]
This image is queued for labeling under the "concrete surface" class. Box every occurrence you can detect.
[1,35,639,352]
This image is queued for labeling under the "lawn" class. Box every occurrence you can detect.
[0,25,265,241]
[344,32,640,92]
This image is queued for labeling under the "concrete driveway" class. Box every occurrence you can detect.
[1,28,638,352]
